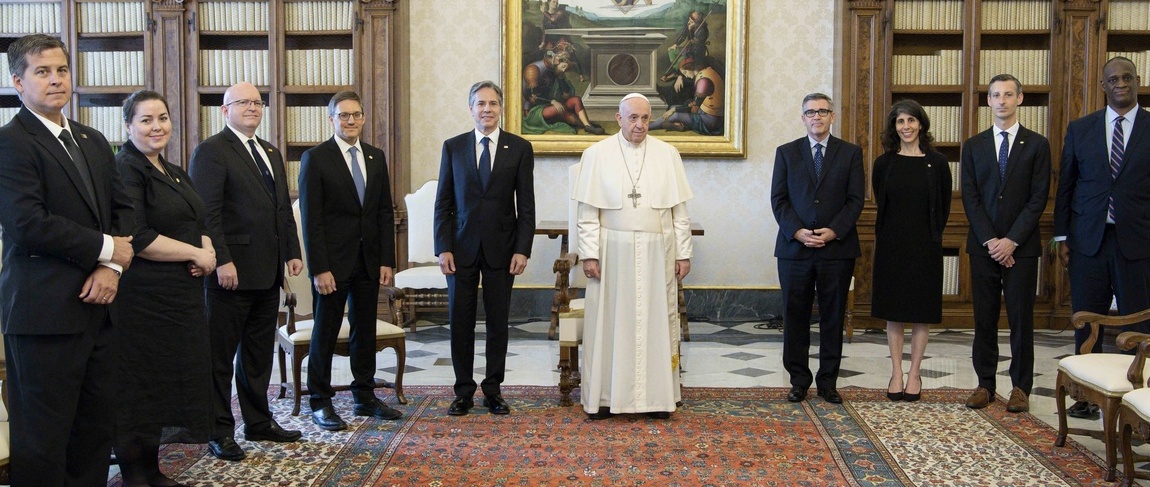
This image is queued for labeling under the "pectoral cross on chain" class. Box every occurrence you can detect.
[627,187,642,208]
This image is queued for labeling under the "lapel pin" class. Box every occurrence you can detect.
[1019,140,1025,144]
[503,145,509,149]
[368,155,373,159]
[80,133,88,139]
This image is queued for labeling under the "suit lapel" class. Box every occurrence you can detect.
[1118,108,1150,180]
[1002,127,1032,193]
[363,145,383,207]
[20,112,100,218]
[225,130,275,203]
[466,133,482,190]
[799,138,818,185]
[327,139,361,207]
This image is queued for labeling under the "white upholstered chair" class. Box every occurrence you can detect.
[275,201,407,415]
[555,163,587,405]
[393,180,448,331]
[1115,330,1150,487]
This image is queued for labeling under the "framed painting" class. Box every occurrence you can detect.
[502,0,746,157]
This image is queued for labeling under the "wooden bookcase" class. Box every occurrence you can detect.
[841,0,1150,329]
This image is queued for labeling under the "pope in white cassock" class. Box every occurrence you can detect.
[573,93,694,420]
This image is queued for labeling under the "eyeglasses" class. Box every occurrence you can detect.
[226,99,265,108]
[336,111,365,122]
[1103,74,1137,87]
[803,109,833,117]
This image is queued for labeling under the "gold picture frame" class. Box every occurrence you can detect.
[502,0,747,157]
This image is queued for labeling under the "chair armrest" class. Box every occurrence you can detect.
[553,252,578,274]
[553,253,579,314]
[280,292,299,335]
[1071,308,1150,354]
[1119,331,1150,388]
[378,286,404,324]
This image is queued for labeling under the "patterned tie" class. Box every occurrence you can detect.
[813,143,824,179]
[248,138,275,194]
[58,129,97,204]
[349,146,365,205]
[998,131,1010,181]
[478,136,492,189]
[1110,116,1126,221]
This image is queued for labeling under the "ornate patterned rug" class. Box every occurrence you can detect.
[109,386,1115,486]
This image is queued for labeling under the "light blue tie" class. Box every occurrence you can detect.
[349,146,365,205]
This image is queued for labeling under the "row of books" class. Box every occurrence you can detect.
[0,2,61,35]
[286,160,301,192]
[977,106,1049,137]
[892,51,963,86]
[284,106,333,143]
[981,0,1051,31]
[0,57,9,87]
[78,51,145,87]
[1108,51,1150,80]
[978,50,1049,85]
[285,1,355,32]
[1110,0,1150,31]
[0,107,18,123]
[199,50,270,87]
[198,1,268,32]
[78,106,126,144]
[77,2,146,34]
[921,105,963,143]
[947,161,961,191]
[942,255,960,295]
[200,106,271,141]
[285,49,355,86]
[893,0,963,31]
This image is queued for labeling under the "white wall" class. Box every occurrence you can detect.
[407,0,838,288]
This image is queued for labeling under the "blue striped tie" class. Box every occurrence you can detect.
[1109,116,1125,221]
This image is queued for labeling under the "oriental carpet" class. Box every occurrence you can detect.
[109,386,1116,486]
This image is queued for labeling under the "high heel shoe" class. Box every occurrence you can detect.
[886,378,903,401]
[903,374,922,402]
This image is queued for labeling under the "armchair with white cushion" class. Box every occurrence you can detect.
[393,180,448,331]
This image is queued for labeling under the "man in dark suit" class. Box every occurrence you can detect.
[961,74,1051,414]
[0,34,134,485]
[298,91,400,430]
[434,80,535,416]
[189,81,304,461]
[770,92,865,405]
[1055,56,1150,419]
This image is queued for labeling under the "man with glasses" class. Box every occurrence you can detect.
[1055,56,1150,419]
[190,81,304,460]
[298,91,400,430]
[771,93,864,405]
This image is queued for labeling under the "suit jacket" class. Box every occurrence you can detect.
[771,134,865,260]
[0,107,133,335]
[962,125,1052,258]
[298,137,395,280]
[1055,107,1150,259]
[188,127,301,291]
[434,130,535,268]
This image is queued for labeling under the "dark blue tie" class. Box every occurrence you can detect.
[813,143,824,179]
[998,131,1009,181]
[1110,116,1126,221]
[248,139,275,194]
[478,136,492,189]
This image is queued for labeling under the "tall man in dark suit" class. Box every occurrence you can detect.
[434,80,535,416]
[1055,56,1150,419]
[771,93,865,405]
[0,34,134,485]
[298,91,400,431]
[961,74,1051,414]
[189,81,304,461]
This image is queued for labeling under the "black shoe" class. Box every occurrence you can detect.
[354,398,403,420]
[1067,400,1101,419]
[586,407,613,420]
[786,386,807,402]
[886,378,904,401]
[447,396,474,416]
[245,421,302,442]
[311,406,348,431]
[647,411,671,419]
[207,436,246,461]
[483,395,511,415]
[817,388,843,404]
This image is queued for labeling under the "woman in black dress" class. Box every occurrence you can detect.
[871,99,952,402]
[114,90,216,487]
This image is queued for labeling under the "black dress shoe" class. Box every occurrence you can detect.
[586,407,614,420]
[447,396,474,416]
[786,386,807,402]
[647,411,671,419]
[483,395,511,415]
[1067,400,1101,419]
[207,437,246,461]
[245,421,303,442]
[311,406,348,431]
[354,398,403,420]
[817,389,843,404]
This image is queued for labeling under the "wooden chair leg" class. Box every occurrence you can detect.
[277,347,288,399]
[393,340,407,405]
[1055,374,1069,447]
[1104,399,1121,481]
[1121,409,1137,487]
[558,344,578,407]
[291,352,304,416]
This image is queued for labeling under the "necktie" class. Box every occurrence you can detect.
[478,136,492,189]
[813,143,824,179]
[1110,116,1126,221]
[349,146,365,205]
[248,138,275,194]
[998,131,1010,181]
[59,129,97,204]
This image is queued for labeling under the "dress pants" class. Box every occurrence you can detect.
[447,250,514,399]
[778,255,855,391]
[5,316,116,487]
[206,286,280,437]
[970,254,1037,394]
[307,254,381,409]
[1070,226,1150,353]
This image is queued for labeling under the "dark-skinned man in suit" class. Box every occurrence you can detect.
[0,34,134,486]
[299,91,400,430]
[961,74,1051,414]
[435,80,535,416]
[771,92,865,405]
[189,81,304,461]
[1055,56,1150,419]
